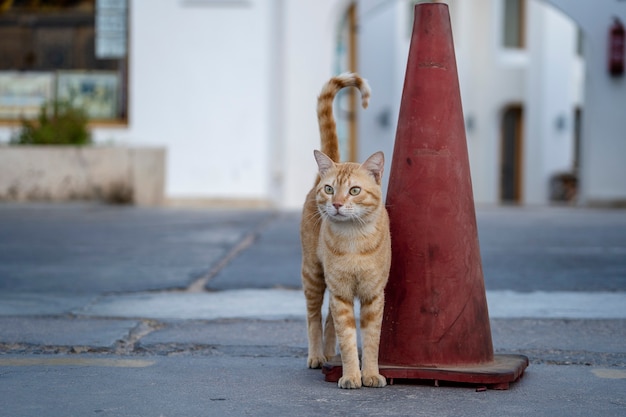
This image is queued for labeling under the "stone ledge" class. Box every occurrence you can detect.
[0,145,165,206]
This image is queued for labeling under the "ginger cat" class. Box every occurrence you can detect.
[300,73,391,389]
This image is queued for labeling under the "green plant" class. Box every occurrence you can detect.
[11,100,92,145]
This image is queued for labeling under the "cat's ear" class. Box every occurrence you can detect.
[314,150,335,177]
[361,151,385,184]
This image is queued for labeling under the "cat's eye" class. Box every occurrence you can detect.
[349,187,361,196]
[324,185,334,195]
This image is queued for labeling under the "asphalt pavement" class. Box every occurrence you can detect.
[0,202,625,417]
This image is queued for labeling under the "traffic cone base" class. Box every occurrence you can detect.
[323,354,528,390]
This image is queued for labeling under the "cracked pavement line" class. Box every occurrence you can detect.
[186,212,279,293]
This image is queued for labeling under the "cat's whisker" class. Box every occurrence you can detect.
[305,210,321,222]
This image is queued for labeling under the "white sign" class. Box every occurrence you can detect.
[96,0,128,59]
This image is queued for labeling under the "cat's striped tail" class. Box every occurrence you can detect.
[317,72,371,163]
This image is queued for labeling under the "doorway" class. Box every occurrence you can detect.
[500,105,524,202]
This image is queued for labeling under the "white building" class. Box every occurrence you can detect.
[1,0,624,208]
[358,0,585,205]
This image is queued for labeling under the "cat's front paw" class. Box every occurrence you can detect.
[338,373,362,389]
[362,373,387,388]
[307,355,326,369]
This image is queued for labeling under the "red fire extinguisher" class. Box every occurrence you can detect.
[608,17,625,76]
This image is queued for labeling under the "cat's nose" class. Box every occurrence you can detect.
[333,203,343,210]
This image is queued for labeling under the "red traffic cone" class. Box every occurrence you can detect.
[379,2,527,389]
[323,3,528,389]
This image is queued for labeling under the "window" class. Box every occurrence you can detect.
[500,105,524,202]
[576,27,584,56]
[573,107,582,172]
[0,0,128,122]
[502,0,525,48]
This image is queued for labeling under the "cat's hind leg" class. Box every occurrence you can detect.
[323,305,337,359]
[302,262,327,368]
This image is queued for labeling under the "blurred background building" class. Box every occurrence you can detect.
[1,0,624,208]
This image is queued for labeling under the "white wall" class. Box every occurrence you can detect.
[357,0,408,198]
[466,0,510,204]
[451,0,581,205]
[546,0,626,206]
[122,0,349,208]
[456,0,529,204]
[524,0,578,204]
[279,0,351,209]
[126,0,273,202]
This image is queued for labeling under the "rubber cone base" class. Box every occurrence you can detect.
[322,354,528,390]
